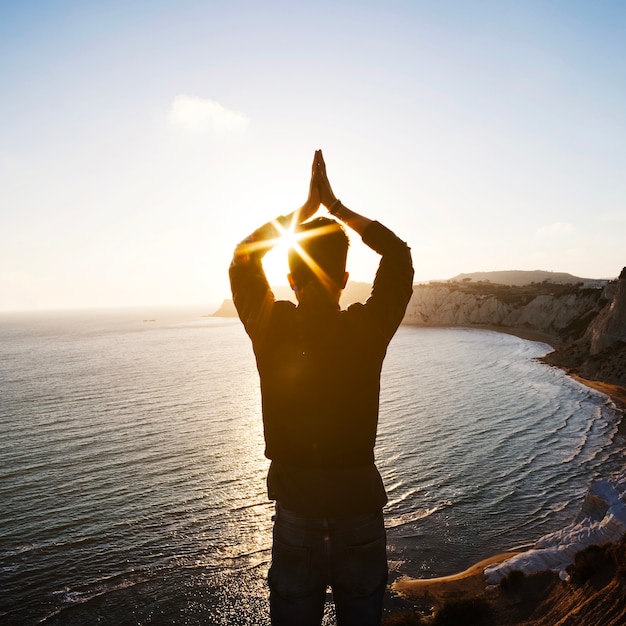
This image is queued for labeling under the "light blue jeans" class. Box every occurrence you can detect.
[268,505,387,626]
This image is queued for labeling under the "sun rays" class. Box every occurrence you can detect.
[273,217,344,294]
[234,215,343,292]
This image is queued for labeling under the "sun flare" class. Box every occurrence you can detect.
[257,217,296,287]
[261,218,338,289]
[262,239,293,288]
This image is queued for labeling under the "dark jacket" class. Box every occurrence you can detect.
[229,220,413,515]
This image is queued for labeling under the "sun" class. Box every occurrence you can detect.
[262,235,294,287]
[257,217,342,290]
[259,216,302,288]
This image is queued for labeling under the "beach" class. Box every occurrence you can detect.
[392,552,520,600]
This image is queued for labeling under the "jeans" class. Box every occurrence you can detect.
[268,505,388,626]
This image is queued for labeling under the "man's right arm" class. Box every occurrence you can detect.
[229,219,283,341]
[229,151,323,337]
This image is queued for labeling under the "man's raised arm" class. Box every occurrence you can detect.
[314,149,414,336]
[229,151,322,336]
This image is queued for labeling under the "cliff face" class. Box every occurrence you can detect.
[540,269,626,388]
[487,538,626,626]
[403,273,626,389]
[404,283,605,342]
[586,267,626,354]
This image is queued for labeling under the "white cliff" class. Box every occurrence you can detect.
[403,283,606,341]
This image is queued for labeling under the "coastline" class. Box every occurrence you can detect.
[390,323,626,622]
[570,375,626,414]
[459,323,626,416]
[454,323,564,349]
[392,552,521,601]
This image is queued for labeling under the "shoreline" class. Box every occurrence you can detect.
[392,552,521,601]
[430,323,626,417]
[392,323,626,619]
[404,322,563,348]
[457,323,564,349]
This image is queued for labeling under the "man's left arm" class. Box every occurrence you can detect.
[360,221,414,339]
[314,149,414,338]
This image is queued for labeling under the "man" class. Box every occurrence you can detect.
[229,150,413,625]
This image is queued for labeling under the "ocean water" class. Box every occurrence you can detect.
[1,308,624,625]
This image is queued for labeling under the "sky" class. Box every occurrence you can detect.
[1,0,625,312]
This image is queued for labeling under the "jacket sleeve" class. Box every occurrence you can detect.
[228,220,280,342]
[357,221,414,343]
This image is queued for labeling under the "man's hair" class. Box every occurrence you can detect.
[288,217,349,290]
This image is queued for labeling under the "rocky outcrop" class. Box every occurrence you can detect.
[404,272,626,390]
[211,299,237,317]
[539,269,626,389]
[492,537,626,626]
[586,267,626,354]
[403,282,607,342]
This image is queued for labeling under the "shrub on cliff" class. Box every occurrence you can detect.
[433,597,490,625]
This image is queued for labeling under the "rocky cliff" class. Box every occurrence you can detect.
[542,268,626,389]
[587,267,626,354]
[404,271,626,390]
[403,281,609,343]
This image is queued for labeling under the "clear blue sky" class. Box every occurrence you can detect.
[2,0,625,311]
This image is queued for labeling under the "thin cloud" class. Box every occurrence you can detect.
[534,222,575,238]
[168,95,250,133]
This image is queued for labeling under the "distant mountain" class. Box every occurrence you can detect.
[449,270,589,286]
[268,281,372,306]
[211,281,372,317]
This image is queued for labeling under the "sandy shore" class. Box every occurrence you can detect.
[466,324,626,413]
[571,375,626,411]
[392,552,521,603]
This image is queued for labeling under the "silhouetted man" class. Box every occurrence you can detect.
[229,150,413,625]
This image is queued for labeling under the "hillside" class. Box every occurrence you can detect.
[450,269,593,286]
[388,537,626,626]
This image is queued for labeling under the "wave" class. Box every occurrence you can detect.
[385,504,448,529]
[38,571,151,624]
[485,469,626,584]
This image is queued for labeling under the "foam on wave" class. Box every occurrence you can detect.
[485,470,626,584]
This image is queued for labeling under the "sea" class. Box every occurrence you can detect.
[1,307,625,625]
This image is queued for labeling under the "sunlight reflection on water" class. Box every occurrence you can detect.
[1,312,624,624]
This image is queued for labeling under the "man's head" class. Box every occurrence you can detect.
[287,217,349,304]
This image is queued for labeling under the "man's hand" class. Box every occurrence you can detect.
[313,149,373,235]
[315,149,338,209]
[297,150,322,223]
